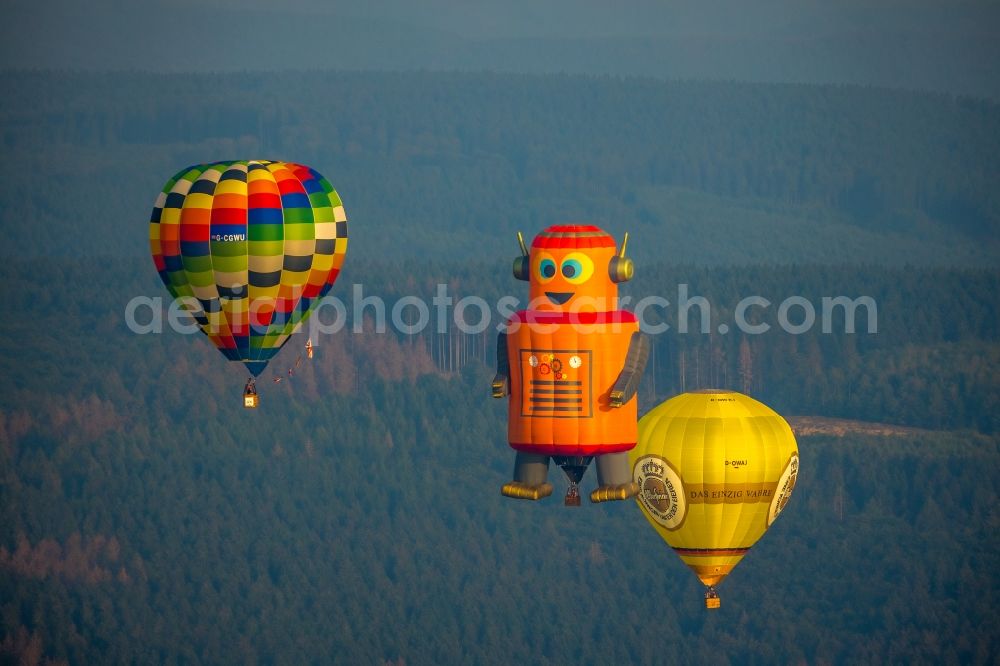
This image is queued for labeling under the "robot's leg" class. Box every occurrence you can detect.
[514,452,550,485]
[501,452,553,500]
[590,452,639,503]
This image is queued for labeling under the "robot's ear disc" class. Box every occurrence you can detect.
[609,256,634,283]
[513,256,530,281]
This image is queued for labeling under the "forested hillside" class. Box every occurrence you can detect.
[1,71,998,264]
[1,320,997,663]
[3,401,999,665]
[0,253,998,662]
[2,70,998,663]
[3,258,997,434]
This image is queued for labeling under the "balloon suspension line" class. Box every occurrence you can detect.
[271,338,313,384]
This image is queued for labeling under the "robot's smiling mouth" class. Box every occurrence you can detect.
[546,291,573,305]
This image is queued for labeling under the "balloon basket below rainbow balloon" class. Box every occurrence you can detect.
[243,377,260,409]
[243,388,259,409]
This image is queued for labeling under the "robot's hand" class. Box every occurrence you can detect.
[492,375,509,398]
[609,389,625,408]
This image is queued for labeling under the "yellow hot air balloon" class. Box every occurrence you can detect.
[629,390,799,609]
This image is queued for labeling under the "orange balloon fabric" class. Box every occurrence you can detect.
[503,225,640,456]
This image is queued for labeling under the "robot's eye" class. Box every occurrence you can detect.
[539,259,556,280]
[560,253,594,285]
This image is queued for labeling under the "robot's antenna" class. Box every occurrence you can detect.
[619,232,629,258]
[512,231,531,281]
[517,231,529,257]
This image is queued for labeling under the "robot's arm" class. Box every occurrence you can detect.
[609,332,650,408]
[491,331,510,398]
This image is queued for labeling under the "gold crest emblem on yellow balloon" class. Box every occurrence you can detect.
[630,390,799,609]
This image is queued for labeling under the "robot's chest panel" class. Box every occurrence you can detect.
[518,348,593,418]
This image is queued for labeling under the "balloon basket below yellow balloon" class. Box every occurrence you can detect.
[704,587,721,609]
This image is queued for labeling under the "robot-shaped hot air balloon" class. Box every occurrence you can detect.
[492,224,649,505]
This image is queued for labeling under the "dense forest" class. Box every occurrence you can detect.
[1,254,998,663]
[1,351,998,663]
[5,258,996,434]
[1,71,998,264]
[1,70,998,663]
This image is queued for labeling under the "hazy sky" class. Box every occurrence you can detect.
[2,0,998,98]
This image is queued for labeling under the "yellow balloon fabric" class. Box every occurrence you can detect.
[630,390,799,588]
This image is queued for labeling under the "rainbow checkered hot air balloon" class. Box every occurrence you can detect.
[149,160,347,407]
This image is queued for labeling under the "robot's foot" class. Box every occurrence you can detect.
[501,482,554,501]
[590,482,640,503]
